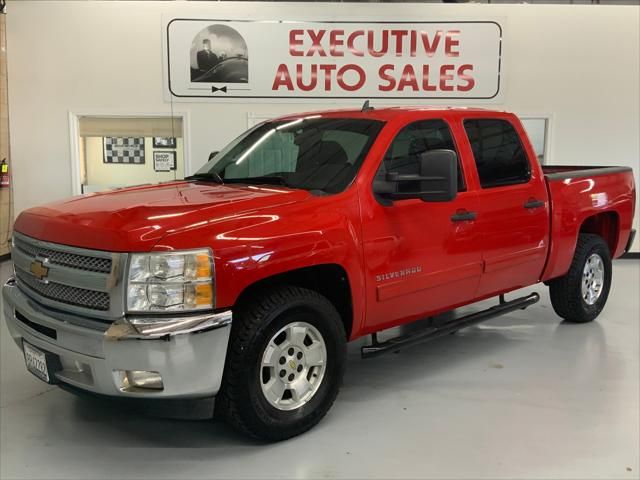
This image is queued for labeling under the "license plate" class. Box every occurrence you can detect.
[23,341,51,383]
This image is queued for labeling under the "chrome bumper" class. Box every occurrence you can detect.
[2,278,232,400]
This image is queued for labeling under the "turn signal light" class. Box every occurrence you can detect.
[196,253,212,279]
[195,283,213,307]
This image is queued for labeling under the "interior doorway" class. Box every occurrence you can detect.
[70,114,188,194]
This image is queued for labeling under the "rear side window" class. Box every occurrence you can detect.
[377,119,466,192]
[464,119,531,188]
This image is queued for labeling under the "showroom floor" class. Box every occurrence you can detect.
[1,260,638,479]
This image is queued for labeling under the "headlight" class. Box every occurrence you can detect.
[126,250,214,313]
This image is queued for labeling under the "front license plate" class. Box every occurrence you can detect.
[23,341,51,383]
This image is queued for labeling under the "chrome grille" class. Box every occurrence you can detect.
[16,269,110,311]
[13,236,112,273]
[11,232,126,320]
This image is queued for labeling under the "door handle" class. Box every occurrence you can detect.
[451,210,477,222]
[524,199,545,209]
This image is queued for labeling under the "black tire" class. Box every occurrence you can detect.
[216,286,347,441]
[549,233,612,323]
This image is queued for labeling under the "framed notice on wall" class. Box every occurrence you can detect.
[103,137,145,164]
[164,18,503,101]
[153,151,177,172]
[153,137,177,148]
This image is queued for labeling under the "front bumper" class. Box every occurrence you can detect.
[3,278,232,404]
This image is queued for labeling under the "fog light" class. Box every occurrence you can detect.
[117,370,164,391]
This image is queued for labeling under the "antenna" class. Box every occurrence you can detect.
[361,100,374,112]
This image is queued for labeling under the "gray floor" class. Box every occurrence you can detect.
[1,260,638,480]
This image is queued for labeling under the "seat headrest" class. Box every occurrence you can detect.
[408,138,428,156]
[316,140,348,165]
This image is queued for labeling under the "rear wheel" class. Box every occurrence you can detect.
[549,233,612,323]
[217,286,346,441]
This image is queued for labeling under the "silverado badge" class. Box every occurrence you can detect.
[29,259,49,281]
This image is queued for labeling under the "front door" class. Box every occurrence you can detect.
[360,118,483,332]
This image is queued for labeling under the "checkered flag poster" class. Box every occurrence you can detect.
[103,137,146,164]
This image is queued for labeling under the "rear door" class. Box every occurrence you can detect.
[461,117,550,297]
[360,117,483,332]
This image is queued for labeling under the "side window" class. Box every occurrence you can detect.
[377,119,466,192]
[464,119,531,188]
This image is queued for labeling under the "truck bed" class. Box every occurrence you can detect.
[541,165,636,281]
[542,165,633,180]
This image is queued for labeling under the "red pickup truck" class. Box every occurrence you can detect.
[4,107,636,441]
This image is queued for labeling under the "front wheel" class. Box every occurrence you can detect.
[549,233,612,323]
[216,286,346,441]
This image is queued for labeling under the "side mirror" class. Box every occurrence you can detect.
[208,151,219,161]
[373,149,458,204]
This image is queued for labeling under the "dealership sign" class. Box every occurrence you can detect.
[164,19,502,100]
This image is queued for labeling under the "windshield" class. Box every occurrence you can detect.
[194,117,384,193]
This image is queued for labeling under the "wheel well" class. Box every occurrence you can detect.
[234,264,353,338]
[579,211,619,254]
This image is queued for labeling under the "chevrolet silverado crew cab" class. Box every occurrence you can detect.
[4,107,636,441]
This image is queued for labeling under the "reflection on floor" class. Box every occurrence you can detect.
[1,260,638,479]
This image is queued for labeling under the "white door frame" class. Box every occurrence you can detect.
[247,112,280,129]
[68,110,191,196]
[518,113,554,165]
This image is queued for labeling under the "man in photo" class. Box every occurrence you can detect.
[197,39,219,74]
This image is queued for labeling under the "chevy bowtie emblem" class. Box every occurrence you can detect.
[30,260,49,281]
[211,86,227,93]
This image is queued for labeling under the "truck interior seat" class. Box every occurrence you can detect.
[289,140,351,191]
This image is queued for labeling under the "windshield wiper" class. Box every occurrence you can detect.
[185,172,224,185]
[223,176,291,187]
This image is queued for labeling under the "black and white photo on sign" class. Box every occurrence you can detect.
[153,151,177,172]
[103,137,145,164]
[190,24,248,83]
[153,137,177,148]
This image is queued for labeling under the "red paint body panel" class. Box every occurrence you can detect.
[14,181,311,252]
[13,108,636,341]
[541,169,636,281]
[153,189,368,334]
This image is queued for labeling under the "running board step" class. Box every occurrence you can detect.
[361,292,541,359]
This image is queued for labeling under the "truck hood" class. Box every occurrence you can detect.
[14,181,311,252]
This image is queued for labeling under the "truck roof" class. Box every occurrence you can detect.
[275,106,506,123]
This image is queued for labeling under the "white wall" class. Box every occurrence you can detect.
[6,1,640,250]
